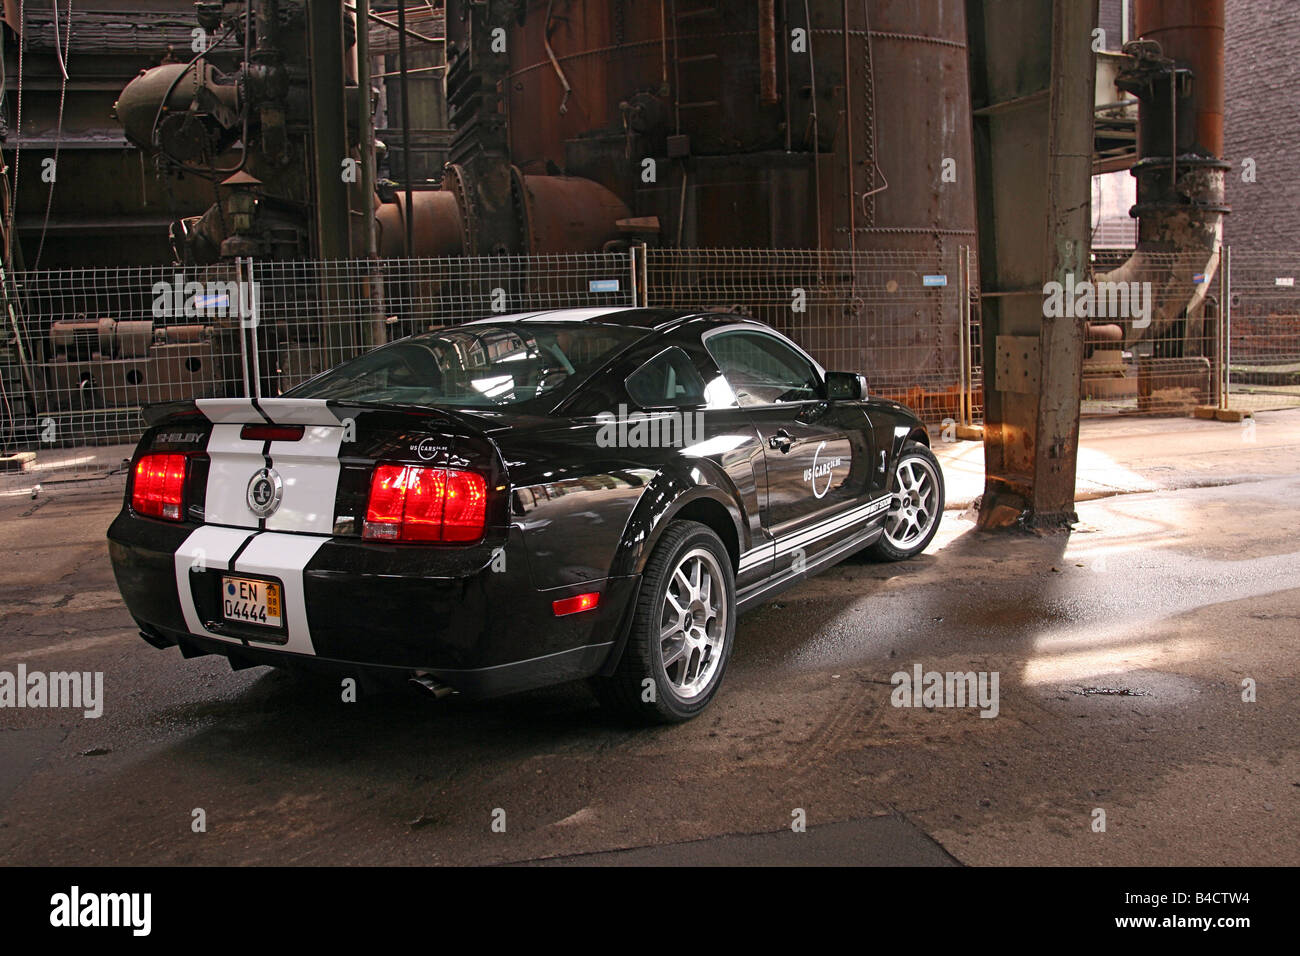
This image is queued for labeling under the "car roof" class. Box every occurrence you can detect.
[459,306,742,330]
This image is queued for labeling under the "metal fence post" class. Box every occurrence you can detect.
[1221,244,1231,410]
[628,246,639,307]
[235,257,251,399]
[246,257,261,400]
[959,244,972,427]
[637,243,650,307]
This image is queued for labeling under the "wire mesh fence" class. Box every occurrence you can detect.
[14,244,1285,491]
[1082,250,1226,417]
[0,262,252,488]
[1224,251,1300,415]
[250,253,637,394]
[0,253,637,485]
[644,247,981,427]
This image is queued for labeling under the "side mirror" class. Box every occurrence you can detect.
[825,371,868,401]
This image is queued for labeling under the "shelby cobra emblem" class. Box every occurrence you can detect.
[245,467,283,518]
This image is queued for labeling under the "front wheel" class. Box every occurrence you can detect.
[592,520,736,723]
[868,441,944,561]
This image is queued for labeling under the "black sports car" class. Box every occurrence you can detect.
[108,308,945,721]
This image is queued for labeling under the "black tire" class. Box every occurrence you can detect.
[592,520,736,724]
[868,440,944,561]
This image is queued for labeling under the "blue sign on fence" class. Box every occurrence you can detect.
[922,275,948,287]
[589,279,621,293]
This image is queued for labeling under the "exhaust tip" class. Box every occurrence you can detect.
[410,673,456,700]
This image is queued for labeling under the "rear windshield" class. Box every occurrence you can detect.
[285,323,647,408]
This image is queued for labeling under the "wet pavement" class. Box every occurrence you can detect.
[0,413,1296,866]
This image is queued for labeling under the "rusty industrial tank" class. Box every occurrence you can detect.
[497,0,978,255]
[89,0,980,415]
[461,0,981,411]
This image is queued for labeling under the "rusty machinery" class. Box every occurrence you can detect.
[103,1,982,407]
[112,1,356,263]
[7,1,332,441]
[1091,0,1229,412]
[491,0,981,415]
[5,0,1230,449]
[110,0,637,263]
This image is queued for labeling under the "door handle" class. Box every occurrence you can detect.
[768,428,795,453]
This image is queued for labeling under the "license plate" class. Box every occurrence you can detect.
[221,575,282,628]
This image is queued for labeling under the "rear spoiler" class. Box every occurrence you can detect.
[140,397,493,434]
[141,398,342,427]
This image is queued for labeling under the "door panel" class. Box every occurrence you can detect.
[701,328,877,573]
[746,402,874,571]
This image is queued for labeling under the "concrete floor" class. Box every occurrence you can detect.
[0,412,1297,866]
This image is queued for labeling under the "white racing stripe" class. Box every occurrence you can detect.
[774,495,891,557]
[195,398,268,424]
[738,494,892,568]
[173,525,260,648]
[229,533,327,656]
[203,423,268,529]
[173,525,326,656]
[195,397,342,426]
[172,396,344,655]
[738,546,770,572]
[254,399,342,426]
[463,307,635,325]
[198,408,343,535]
[264,425,343,535]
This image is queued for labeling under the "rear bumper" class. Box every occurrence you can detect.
[108,511,639,697]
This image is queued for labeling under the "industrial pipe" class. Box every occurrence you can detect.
[1099,0,1229,349]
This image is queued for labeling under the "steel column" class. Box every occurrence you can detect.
[967,0,1098,529]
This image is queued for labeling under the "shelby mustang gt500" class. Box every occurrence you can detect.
[108,308,945,722]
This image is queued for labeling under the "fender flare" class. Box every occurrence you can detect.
[597,461,749,676]
[611,461,748,578]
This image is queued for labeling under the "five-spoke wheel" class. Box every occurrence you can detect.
[870,441,945,561]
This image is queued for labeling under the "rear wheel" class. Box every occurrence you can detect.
[592,521,736,723]
[868,441,944,561]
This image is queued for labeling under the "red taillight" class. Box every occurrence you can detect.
[363,464,487,543]
[442,469,489,542]
[552,592,600,617]
[240,424,305,443]
[131,453,188,521]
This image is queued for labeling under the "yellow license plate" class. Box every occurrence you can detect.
[221,576,282,628]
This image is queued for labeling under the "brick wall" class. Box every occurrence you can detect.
[1224,0,1300,251]
[1230,311,1300,360]
[1097,0,1131,51]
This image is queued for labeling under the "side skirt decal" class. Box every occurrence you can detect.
[737,494,892,569]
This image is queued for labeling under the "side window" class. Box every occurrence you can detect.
[704,330,821,407]
[625,347,709,408]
